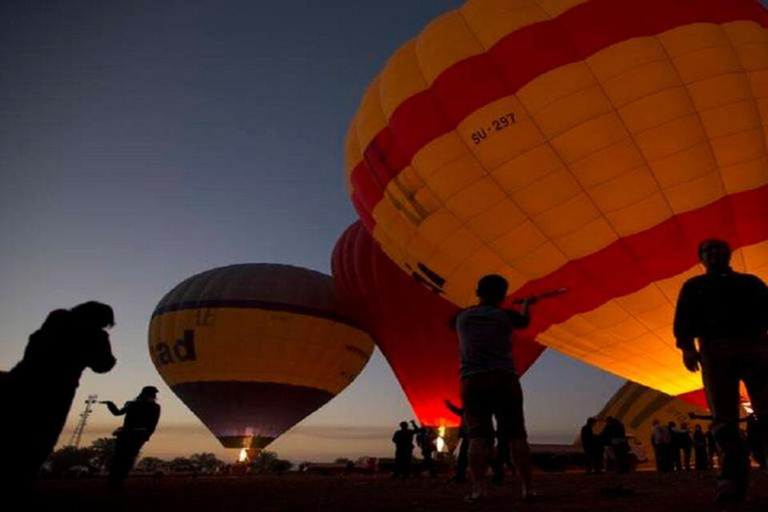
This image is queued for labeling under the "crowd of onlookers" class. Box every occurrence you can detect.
[580,413,766,474]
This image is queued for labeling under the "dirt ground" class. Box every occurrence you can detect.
[26,470,768,512]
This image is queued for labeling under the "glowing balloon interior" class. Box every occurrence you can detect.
[345,0,768,398]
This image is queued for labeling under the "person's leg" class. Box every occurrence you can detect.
[109,438,134,490]
[404,452,412,478]
[700,343,746,500]
[742,341,768,472]
[468,438,492,498]
[509,439,533,498]
[462,374,493,500]
[496,373,533,499]
[455,437,469,483]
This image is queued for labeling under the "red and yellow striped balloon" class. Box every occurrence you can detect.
[149,264,374,451]
[345,0,768,398]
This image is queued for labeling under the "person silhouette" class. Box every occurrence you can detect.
[101,385,161,490]
[581,417,602,474]
[392,421,416,479]
[693,424,709,471]
[0,302,116,489]
[413,421,438,478]
[674,239,768,502]
[455,274,535,502]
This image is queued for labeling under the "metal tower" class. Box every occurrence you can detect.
[68,394,98,448]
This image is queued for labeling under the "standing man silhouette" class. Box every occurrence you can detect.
[391,421,416,479]
[455,274,534,502]
[674,239,768,502]
[102,385,161,490]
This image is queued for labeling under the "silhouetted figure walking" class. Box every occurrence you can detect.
[392,421,416,479]
[0,302,116,489]
[693,425,709,471]
[581,418,602,474]
[414,421,438,478]
[102,386,160,490]
[674,239,768,502]
[455,274,535,502]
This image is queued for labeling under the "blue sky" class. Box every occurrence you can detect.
[1,0,706,462]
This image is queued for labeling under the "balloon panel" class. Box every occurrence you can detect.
[345,0,768,396]
[149,308,372,393]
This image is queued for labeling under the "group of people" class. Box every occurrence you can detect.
[650,419,716,472]
[0,301,160,493]
[580,416,633,474]
[391,420,438,478]
[445,238,768,505]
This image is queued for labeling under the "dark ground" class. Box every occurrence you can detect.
[26,470,768,512]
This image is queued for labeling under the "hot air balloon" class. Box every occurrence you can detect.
[593,381,716,467]
[148,264,374,453]
[344,0,768,400]
[332,221,546,448]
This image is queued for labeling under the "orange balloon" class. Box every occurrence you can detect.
[345,0,768,397]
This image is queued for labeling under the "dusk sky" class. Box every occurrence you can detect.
[9,0,746,463]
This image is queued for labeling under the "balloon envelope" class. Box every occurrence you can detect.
[149,264,374,450]
[332,221,545,428]
[345,0,768,398]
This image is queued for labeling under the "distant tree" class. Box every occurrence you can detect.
[170,457,195,472]
[89,437,116,472]
[251,451,293,474]
[46,446,96,476]
[190,452,224,473]
[136,456,166,473]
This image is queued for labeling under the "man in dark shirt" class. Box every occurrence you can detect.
[391,421,416,479]
[456,274,534,502]
[102,385,161,490]
[581,417,602,474]
[674,239,768,502]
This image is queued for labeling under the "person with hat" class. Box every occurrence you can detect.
[101,385,161,490]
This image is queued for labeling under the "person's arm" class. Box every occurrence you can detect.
[101,400,126,416]
[674,281,700,372]
[444,399,463,417]
[507,296,537,328]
